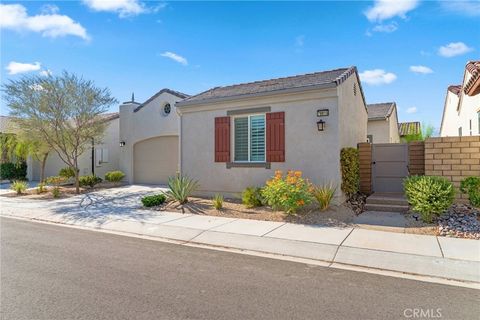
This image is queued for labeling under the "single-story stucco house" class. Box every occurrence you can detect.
[0,113,120,181]
[173,66,368,198]
[440,61,480,137]
[366,102,400,143]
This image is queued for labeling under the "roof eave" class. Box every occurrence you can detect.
[176,82,338,108]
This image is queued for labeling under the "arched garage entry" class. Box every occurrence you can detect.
[133,136,179,185]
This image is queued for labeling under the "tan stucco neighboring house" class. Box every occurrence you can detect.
[119,89,189,184]
[440,61,480,137]
[176,66,368,198]
[366,102,400,143]
[1,113,120,181]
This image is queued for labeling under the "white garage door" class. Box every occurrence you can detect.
[133,136,179,185]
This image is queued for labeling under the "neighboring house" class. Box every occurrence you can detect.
[176,66,368,198]
[366,102,400,143]
[399,121,421,141]
[0,113,120,181]
[119,89,189,184]
[440,61,480,137]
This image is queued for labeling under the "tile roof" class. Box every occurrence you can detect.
[100,112,119,122]
[134,88,190,112]
[464,61,480,96]
[448,84,462,96]
[0,115,14,133]
[178,66,358,106]
[399,122,421,136]
[367,102,395,120]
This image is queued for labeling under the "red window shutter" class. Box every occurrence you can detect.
[214,116,230,162]
[266,112,285,162]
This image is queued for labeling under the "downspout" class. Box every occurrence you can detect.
[91,137,95,175]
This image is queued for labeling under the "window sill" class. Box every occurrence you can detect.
[226,162,271,169]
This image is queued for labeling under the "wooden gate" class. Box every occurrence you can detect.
[372,143,409,193]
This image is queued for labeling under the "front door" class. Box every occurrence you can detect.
[372,143,409,193]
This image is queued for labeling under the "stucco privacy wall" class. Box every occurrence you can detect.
[32,118,120,180]
[180,89,354,197]
[425,136,480,202]
[440,90,461,137]
[119,91,184,183]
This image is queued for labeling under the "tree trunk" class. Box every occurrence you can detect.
[74,160,80,194]
[40,152,48,183]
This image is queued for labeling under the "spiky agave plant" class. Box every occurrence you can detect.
[166,173,199,204]
[313,182,337,211]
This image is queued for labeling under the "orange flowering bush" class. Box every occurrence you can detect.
[262,170,313,214]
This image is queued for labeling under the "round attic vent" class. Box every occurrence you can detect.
[163,103,171,116]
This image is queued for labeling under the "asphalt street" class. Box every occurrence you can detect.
[1,217,479,320]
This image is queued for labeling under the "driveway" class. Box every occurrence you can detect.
[0,184,169,224]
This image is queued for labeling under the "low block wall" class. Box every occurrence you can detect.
[408,142,425,176]
[425,136,480,202]
[358,143,372,194]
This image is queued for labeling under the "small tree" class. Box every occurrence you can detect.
[403,123,435,142]
[2,72,117,193]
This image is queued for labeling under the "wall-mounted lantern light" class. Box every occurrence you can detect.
[317,119,325,131]
[119,141,126,147]
[317,109,329,117]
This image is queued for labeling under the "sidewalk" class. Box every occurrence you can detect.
[1,186,479,287]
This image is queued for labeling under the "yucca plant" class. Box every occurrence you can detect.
[313,182,336,211]
[10,180,28,195]
[166,174,199,204]
[212,193,224,210]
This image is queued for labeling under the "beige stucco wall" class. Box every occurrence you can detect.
[34,118,120,180]
[178,88,345,198]
[441,71,480,137]
[367,119,390,143]
[119,91,183,183]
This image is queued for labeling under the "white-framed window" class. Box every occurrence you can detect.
[233,114,266,162]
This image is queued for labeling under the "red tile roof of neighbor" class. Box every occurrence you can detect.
[464,61,480,96]
[399,122,421,136]
[448,85,462,96]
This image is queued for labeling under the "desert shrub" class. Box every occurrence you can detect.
[460,176,480,207]
[46,176,67,198]
[79,175,102,188]
[0,162,27,180]
[10,180,28,194]
[52,187,61,198]
[313,182,337,211]
[36,182,46,194]
[166,174,199,204]
[59,167,76,179]
[105,170,125,182]
[262,170,313,214]
[242,187,263,208]
[212,193,224,210]
[141,194,166,207]
[404,176,455,223]
[340,148,359,197]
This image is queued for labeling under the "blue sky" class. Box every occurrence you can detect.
[1,1,479,132]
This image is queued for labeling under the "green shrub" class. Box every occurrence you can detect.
[404,176,455,223]
[52,187,60,198]
[262,170,313,214]
[212,193,224,210]
[79,175,102,188]
[141,194,166,207]
[10,180,28,194]
[313,182,336,211]
[59,167,76,179]
[36,182,46,194]
[105,170,125,182]
[46,175,67,187]
[460,176,480,207]
[0,162,27,180]
[166,174,199,204]
[242,187,264,208]
[340,148,359,197]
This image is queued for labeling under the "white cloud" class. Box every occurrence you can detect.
[365,0,419,22]
[39,69,52,76]
[438,42,474,57]
[409,65,433,74]
[160,51,188,66]
[441,1,480,17]
[0,4,89,40]
[6,61,41,75]
[372,22,398,33]
[406,107,417,114]
[359,69,397,85]
[83,0,147,17]
[41,4,59,15]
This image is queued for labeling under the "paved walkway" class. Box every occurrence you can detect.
[1,185,479,286]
